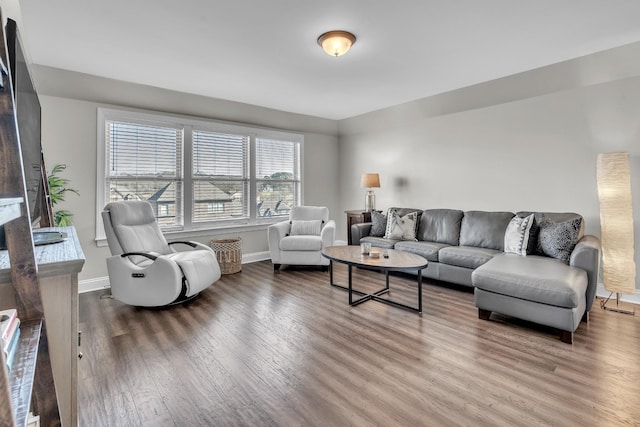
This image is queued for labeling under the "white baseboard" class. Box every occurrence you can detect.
[79,250,273,294]
[79,276,111,294]
[596,283,640,305]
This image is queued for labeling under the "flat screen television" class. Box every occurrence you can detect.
[6,18,43,226]
[0,20,64,250]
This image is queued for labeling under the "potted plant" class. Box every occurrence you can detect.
[47,164,79,226]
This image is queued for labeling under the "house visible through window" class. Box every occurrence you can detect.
[97,108,303,238]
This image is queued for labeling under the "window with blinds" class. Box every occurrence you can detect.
[256,138,300,218]
[192,130,249,223]
[97,108,303,237]
[104,120,183,228]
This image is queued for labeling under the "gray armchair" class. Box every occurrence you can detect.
[102,201,221,307]
[268,206,336,271]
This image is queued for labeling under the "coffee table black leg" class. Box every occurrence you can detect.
[329,260,334,286]
[348,265,353,305]
[418,270,423,314]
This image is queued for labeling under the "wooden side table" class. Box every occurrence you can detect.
[345,210,374,245]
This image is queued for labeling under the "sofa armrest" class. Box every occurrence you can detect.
[267,220,290,262]
[351,222,373,245]
[321,220,336,247]
[570,235,601,311]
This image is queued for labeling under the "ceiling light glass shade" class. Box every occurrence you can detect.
[596,152,636,294]
[317,30,356,57]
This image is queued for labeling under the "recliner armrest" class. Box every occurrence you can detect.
[570,235,601,312]
[169,240,215,254]
[351,222,372,245]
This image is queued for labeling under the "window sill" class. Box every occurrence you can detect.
[95,220,283,247]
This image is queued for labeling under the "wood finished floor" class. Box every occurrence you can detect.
[78,260,640,426]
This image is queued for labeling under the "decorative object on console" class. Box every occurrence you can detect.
[361,173,380,212]
[317,30,356,57]
[504,214,536,256]
[47,164,79,226]
[596,152,636,315]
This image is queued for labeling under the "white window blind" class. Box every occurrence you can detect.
[104,120,183,228]
[192,130,249,223]
[255,138,300,218]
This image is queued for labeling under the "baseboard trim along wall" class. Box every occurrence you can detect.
[596,283,640,306]
[79,256,640,304]
[79,250,272,294]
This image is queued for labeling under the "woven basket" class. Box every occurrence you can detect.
[210,238,242,275]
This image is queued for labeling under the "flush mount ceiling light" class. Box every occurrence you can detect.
[317,30,356,57]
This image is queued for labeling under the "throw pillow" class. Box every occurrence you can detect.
[385,211,418,241]
[370,211,387,237]
[536,216,582,262]
[503,214,535,256]
[290,220,322,236]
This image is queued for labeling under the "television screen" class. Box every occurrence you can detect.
[6,18,43,226]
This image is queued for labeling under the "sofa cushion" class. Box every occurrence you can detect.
[360,236,398,249]
[370,211,387,237]
[472,253,588,308]
[417,209,463,245]
[385,210,418,241]
[395,241,450,262]
[503,214,536,256]
[459,211,515,251]
[280,235,322,251]
[438,246,501,269]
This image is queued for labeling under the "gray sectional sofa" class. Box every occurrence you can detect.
[351,208,601,343]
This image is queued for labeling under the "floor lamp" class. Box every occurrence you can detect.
[596,152,636,315]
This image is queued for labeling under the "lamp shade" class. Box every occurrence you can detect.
[317,30,356,57]
[596,152,636,294]
[360,173,380,188]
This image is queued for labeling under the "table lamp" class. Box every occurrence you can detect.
[361,173,380,212]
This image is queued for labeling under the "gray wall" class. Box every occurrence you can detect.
[34,67,339,281]
[338,42,640,291]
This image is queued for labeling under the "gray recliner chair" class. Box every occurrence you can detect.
[102,201,221,307]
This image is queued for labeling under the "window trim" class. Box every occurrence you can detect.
[96,107,304,242]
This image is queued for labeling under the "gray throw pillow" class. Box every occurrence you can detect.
[536,216,582,262]
[370,211,387,237]
[504,214,535,256]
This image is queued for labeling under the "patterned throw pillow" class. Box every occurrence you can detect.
[290,220,322,236]
[504,214,535,256]
[384,210,418,241]
[370,211,387,237]
[536,216,582,262]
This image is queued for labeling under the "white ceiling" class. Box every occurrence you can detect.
[18,0,640,120]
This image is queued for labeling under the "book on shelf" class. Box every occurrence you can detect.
[1,313,20,353]
[5,326,21,371]
[0,308,17,341]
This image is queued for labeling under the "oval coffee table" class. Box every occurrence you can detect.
[322,246,428,314]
